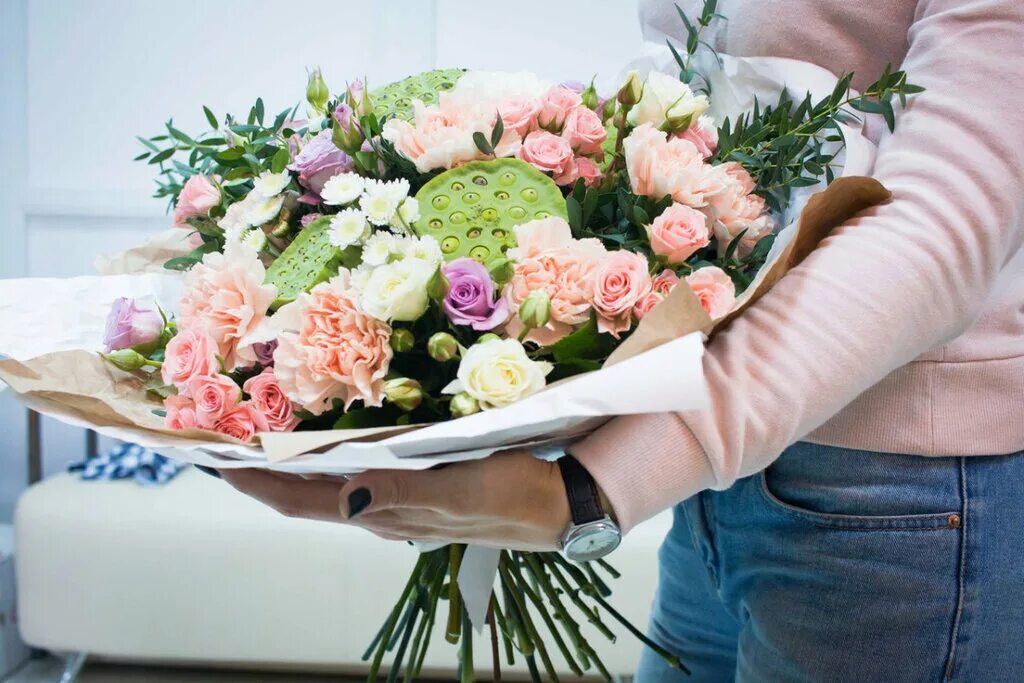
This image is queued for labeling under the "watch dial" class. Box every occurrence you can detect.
[568,528,620,562]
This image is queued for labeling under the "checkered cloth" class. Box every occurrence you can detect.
[69,442,185,486]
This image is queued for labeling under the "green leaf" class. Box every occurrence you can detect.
[133,152,151,161]
[163,256,200,271]
[148,148,175,165]
[203,106,218,129]
[544,316,615,363]
[254,97,265,125]
[271,147,290,174]
[472,131,494,156]
[566,196,583,233]
[137,136,160,153]
[490,115,504,148]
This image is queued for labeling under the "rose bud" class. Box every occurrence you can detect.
[617,70,644,108]
[519,290,552,330]
[102,349,150,373]
[487,257,515,285]
[426,268,450,302]
[450,392,480,418]
[428,332,460,362]
[476,333,501,344]
[389,328,415,353]
[306,67,329,113]
[581,79,600,110]
[384,377,423,412]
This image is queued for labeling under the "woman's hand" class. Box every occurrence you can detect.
[218,450,572,551]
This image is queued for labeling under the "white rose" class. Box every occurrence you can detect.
[328,208,370,248]
[628,71,709,130]
[443,339,552,410]
[321,172,366,206]
[360,258,435,322]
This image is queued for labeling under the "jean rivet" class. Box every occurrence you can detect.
[948,514,962,529]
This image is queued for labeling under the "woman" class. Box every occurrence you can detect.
[221,0,1024,679]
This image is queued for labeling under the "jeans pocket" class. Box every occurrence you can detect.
[757,445,962,531]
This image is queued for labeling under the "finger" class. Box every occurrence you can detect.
[220,468,344,523]
[338,468,458,519]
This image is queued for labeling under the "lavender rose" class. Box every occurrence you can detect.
[441,258,510,331]
[287,129,353,198]
[252,340,278,366]
[103,298,163,353]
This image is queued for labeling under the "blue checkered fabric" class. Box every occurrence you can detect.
[69,442,185,486]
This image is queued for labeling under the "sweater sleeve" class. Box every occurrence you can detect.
[572,0,1024,533]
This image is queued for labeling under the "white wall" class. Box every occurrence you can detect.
[0,0,643,516]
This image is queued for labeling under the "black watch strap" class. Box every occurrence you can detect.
[558,455,604,525]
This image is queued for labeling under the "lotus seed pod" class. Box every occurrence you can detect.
[384,377,423,412]
[428,332,459,362]
[103,349,148,372]
[476,333,500,344]
[519,290,551,330]
[389,328,415,353]
[487,257,514,285]
[413,158,569,266]
[450,392,480,418]
[371,68,465,122]
[306,67,330,113]
[264,216,353,309]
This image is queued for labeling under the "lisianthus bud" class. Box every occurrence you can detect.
[581,79,600,110]
[519,290,551,330]
[428,332,459,362]
[306,67,330,113]
[487,257,514,285]
[384,377,423,412]
[102,349,150,372]
[450,392,480,418]
[389,328,415,353]
[476,333,501,344]
[346,79,374,118]
[426,268,450,302]
[617,70,644,108]
[331,102,364,154]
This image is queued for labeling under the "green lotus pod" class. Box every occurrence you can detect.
[264,216,354,309]
[413,158,568,265]
[371,68,466,122]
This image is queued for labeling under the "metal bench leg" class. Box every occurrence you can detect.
[58,651,87,683]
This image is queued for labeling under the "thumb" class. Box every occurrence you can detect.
[339,469,437,519]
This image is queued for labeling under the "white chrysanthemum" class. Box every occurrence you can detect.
[252,170,291,197]
[453,70,552,107]
[349,265,373,292]
[321,172,366,206]
[362,231,399,266]
[361,179,409,226]
[401,234,442,267]
[442,338,553,410]
[240,227,268,251]
[392,197,420,231]
[217,198,252,233]
[328,208,370,249]
[360,258,435,322]
[243,192,285,227]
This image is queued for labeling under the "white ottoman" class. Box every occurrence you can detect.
[15,469,671,679]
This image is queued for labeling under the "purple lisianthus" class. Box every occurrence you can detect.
[300,212,323,228]
[287,129,353,197]
[441,258,510,331]
[103,298,163,353]
[252,340,278,367]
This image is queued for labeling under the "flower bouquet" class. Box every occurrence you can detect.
[0,2,922,680]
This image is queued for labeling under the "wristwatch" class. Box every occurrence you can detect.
[557,455,621,562]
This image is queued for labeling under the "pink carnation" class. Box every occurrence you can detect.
[686,266,737,319]
[647,203,710,264]
[592,251,654,337]
[164,395,199,431]
[704,162,771,254]
[212,402,269,442]
[562,106,607,157]
[177,243,278,371]
[270,273,393,415]
[173,174,220,227]
[538,86,582,131]
[504,218,607,345]
[624,123,723,207]
[186,373,242,428]
[243,368,300,433]
[161,328,220,391]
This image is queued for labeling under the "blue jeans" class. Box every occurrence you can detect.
[635,442,1024,682]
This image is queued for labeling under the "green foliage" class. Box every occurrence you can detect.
[666,0,724,94]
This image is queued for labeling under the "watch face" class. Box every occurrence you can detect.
[565,526,621,562]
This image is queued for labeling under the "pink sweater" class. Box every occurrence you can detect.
[573,0,1024,533]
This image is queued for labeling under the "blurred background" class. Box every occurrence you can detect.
[0,2,665,681]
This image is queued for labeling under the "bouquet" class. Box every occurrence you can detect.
[0,2,921,680]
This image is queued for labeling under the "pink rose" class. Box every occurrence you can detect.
[164,395,199,431]
[562,106,607,157]
[592,251,654,338]
[652,269,681,296]
[161,328,220,390]
[538,86,582,131]
[498,98,541,137]
[647,203,710,264]
[177,242,278,370]
[624,123,722,207]
[518,130,574,178]
[633,292,664,320]
[243,368,300,433]
[685,266,737,319]
[676,116,718,159]
[186,373,242,428]
[704,162,771,254]
[212,402,269,442]
[173,174,220,227]
[576,157,603,188]
[271,273,393,415]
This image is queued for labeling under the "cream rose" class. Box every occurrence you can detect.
[628,71,709,130]
[444,338,552,410]
[359,258,436,322]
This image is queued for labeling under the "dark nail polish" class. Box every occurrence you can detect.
[194,465,222,479]
[348,488,372,518]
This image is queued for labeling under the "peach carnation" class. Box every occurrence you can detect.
[177,242,278,371]
[270,272,393,415]
[592,251,654,338]
[686,266,737,319]
[704,162,771,255]
[624,123,723,207]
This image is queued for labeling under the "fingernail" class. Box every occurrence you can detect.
[347,488,372,518]
[194,465,222,479]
